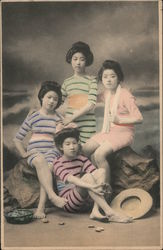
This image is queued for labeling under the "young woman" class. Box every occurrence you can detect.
[61,41,97,144]
[83,60,143,184]
[53,126,132,223]
[14,81,67,218]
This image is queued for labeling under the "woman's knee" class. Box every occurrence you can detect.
[82,140,98,156]
[94,145,112,164]
[94,149,106,164]
[81,172,94,184]
[32,154,46,168]
[95,168,106,177]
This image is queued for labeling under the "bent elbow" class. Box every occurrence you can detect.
[137,115,143,124]
[88,103,95,111]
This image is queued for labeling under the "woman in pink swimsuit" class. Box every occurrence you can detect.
[83,60,143,184]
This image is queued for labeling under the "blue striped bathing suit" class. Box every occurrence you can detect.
[15,110,61,166]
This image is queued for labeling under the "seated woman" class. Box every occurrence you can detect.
[83,60,143,185]
[14,81,67,218]
[53,125,132,223]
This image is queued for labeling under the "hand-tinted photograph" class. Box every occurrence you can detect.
[1,1,162,249]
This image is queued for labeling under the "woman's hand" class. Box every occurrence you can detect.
[89,183,105,196]
[21,150,38,159]
[21,152,29,159]
[63,116,73,126]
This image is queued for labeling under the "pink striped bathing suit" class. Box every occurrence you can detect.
[53,155,96,213]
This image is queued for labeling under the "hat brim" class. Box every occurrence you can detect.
[110,188,153,219]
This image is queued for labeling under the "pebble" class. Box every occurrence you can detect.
[95,227,104,232]
[41,218,49,223]
[58,222,65,225]
[88,225,95,228]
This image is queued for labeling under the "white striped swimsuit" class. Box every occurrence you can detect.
[62,75,97,144]
[15,110,61,166]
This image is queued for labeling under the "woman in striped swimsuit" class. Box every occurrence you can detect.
[61,41,97,144]
[14,81,67,218]
[53,127,132,223]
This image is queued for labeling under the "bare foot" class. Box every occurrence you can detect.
[107,213,133,223]
[90,211,108,222]
[49,195,67,208]
[33,210,46,219]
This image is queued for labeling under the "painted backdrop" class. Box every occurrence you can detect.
[2,1,160,161]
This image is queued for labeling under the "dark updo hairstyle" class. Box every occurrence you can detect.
[55,128,80,152]
[38,81,62,109]
[66,41,94,66]
[98,60,124,82]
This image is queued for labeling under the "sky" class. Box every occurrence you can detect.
[2,1,159,91]
[2,1,160,153]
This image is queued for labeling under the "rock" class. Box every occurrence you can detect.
[108,146,160,206]
[3,145,160,210]
[88,225,95,228]
[95,227,104,232]
[58,222,65,225]
[4,159,40,208]
[41,218,49,223]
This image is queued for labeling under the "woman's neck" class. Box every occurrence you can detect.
[105,86,119,95]
[39,107,55,116]
[74,71,86,77]
[62,154,77,161]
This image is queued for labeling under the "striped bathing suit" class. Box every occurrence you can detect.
[15,110,61,166]
[61,75,97,144]
[53,155,96,213]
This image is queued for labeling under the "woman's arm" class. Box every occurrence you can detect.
[113,114,143,125]
[13,138,28,158]
[63,77,97,125]
[13,113,32,158]
[67,174,104,195]
[63,102,95,125]
[113,89,143,125]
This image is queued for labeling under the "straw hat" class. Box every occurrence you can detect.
[110,188,153,219]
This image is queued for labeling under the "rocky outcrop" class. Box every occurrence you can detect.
[3,146,160,211]
[109,146,160,206]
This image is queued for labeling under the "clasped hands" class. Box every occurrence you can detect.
[89,182,112,196]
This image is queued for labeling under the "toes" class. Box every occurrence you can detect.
[33,213,46,219]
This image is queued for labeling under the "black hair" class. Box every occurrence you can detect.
[66,41,94,66]
[38,81,62,109]
[98,60,124,82]
[55,128,80,152]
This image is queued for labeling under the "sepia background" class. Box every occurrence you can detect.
[2,1,160,166]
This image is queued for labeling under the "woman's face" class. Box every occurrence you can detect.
[102,69,119,91]
[42,91,59,111]
[61,137,79,159]
[71,52,86,74]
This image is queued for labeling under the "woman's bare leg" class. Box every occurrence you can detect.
[32,154,67,208]
[78,173,132,223]
[34,185,47,219]
[94,141,113,184]
[89,169,111,220]
[82,139,99,157]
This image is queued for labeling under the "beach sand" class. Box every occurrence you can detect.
[2,207,161,249]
